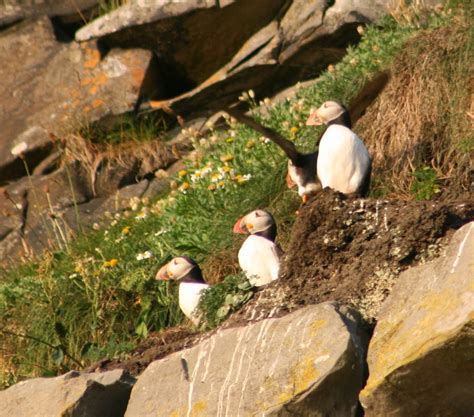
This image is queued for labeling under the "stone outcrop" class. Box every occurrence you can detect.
[76,0,389,115]
[0,16,160,183]
[76,0,287,87]
[0,0,98,27]
[0,369,135,417]
[360,222,474,417]
[125,303,368,417]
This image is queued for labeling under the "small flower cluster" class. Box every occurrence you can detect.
[176,155,252,193]
[136,250,153,261]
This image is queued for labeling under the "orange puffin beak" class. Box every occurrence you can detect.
[286,171,295,188]
[306,112,323,126]
[155,264,170,281]
[233,217,248,234]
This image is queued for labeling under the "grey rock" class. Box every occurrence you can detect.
[125,303,368,417]
[0,16,159,183]
[0,369,135,417]
[0,0,98,27]
[137,0,390,116]
[360,222,474,417]
[76,0,286,86]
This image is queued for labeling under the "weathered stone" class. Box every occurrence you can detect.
[0,0,98,27]
[140,0,389,117]
[0,369,135,417]
[0,16,160,183]
[360,222,474,417]
[76,0,286,87]
[125,303,368,417]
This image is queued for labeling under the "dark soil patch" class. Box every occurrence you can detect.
[89,190,473,376]
[230,189,473,324]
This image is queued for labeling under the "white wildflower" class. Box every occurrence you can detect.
[92,223,100,231]
[11,141,28,156]
[136,250,153,261]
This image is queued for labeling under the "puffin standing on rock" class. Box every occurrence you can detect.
[306,101,372,197]
[156,256,209,325]
[233,209,282,286]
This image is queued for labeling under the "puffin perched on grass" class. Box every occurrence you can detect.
[156,256,209,325]
[227,102,371,201]
[306,101,372,197]
[233,209,282,286]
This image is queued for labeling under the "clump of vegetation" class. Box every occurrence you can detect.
[197,274,254,329]
[357,9,473,198]
[1,3,470,387]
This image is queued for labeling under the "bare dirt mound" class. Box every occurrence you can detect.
[91,190,473,377]
[230,189,474,324]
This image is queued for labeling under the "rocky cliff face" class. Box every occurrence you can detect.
[1,1,472,416]
[1,221,472,416]
[0,0,389,265]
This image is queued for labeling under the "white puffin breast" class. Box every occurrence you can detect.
[317,124,370,194]
[238,235,280,287]
[179,282,209,325]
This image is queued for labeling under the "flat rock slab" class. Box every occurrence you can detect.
[0,369,135,417]
[0,0,98,27]
[360,222,474,417]
[125,303,368,417]
[0,16,157,183]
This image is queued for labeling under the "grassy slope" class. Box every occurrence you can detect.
[0,4,470,386]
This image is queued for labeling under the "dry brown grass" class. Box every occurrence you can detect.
[357,18,473,199]
[59,134,180,196]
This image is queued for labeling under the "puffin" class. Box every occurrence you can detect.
[226,101,371,200]
[155,256,209,325]
[306,101,372,197]
[233,209,282,286]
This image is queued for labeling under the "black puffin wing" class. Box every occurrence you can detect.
[225,107,301,163]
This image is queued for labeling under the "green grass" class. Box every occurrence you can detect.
[0,6,464,387]
[197,274,254,329]
[79,112,169,146]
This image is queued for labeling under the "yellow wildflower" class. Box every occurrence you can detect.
[226,137,234,143]
[208,184,216,191]
[245,140,256,149]
[220,154,234,162]
[103,259,118,268]
[179,182,190,192]
[217,180,225,188]
[222,165,232,173]
[178,169,188,177]
[290,126,299,135]
[121,226,130,235]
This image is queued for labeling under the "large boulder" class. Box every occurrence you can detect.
[0,16,160,183]
[77,0,389,116]
[360,222,474,416]
[125,303,368,417]
[0,369,135,417]
[76,0,286,88]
